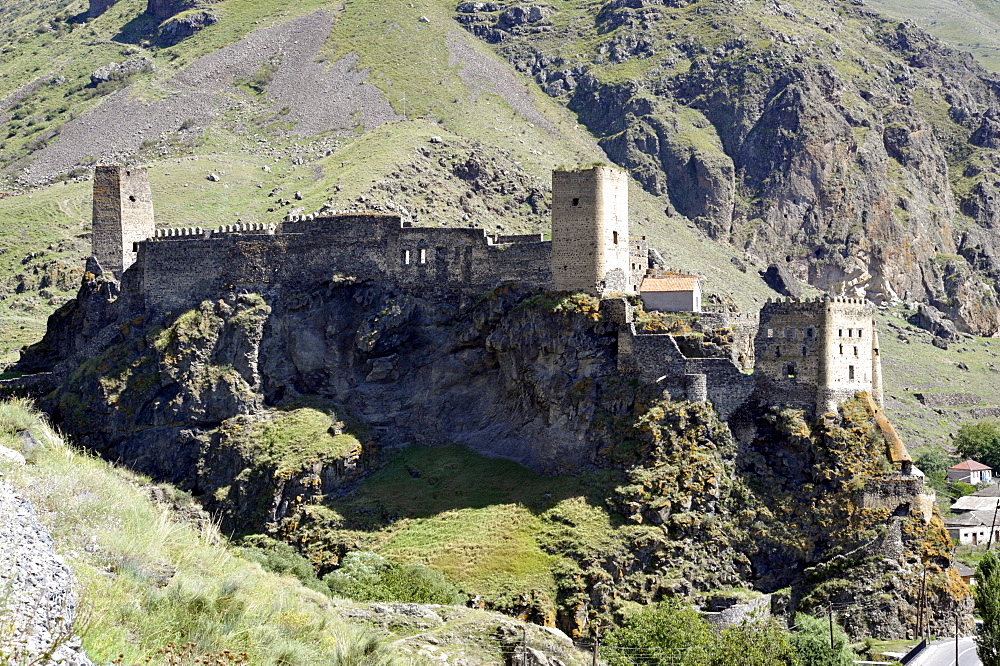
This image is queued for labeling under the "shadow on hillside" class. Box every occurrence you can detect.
[324,443,621,527]
[112,13,158,45]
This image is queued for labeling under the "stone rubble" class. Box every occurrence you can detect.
[0,476,92,665]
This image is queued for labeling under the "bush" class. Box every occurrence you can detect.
[236,535,327,595]
[323,552,464,605]
[790,613,855,666]
[603,599,714,666]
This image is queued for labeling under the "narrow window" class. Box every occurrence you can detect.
[858,329,863,337]
[849,365,855,380]
[839,344,843,354]
[848,329,853,338]
[854,346,858,356]
[572,197,580,206]
[838,329,843,337]
[613,231,619,245]
[419,248,427,265]
[767,329,774,338]
[806,328,814,338]
[403,249,411,265]
[802,346,807,357]
[786,363,797,378]
[775,346,781,358]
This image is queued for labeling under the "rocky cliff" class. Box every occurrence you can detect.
[12,267,971,638]
[458,0,1000,335]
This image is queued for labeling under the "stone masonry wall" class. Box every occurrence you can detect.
[134,214,552,313]
[91,165,154,277]
[550,166,631,295]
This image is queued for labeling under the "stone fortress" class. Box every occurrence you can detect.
[93,163,890,428]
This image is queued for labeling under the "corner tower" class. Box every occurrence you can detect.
[754,297,881,413]
[92,165,155,277]
[550,165,632,295]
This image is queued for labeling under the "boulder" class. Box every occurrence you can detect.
[910,303,957,339]
[761,264,802,298]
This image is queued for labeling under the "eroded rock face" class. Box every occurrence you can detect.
[146,0,219,21]
[458,1,1000,334]
[87,0,118,18]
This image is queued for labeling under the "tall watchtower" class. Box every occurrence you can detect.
[92,165,155,277]
[550,165,632,295]
[754,297,883,413]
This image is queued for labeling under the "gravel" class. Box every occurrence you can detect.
[446,30,556,134]
[20,10,398,184]
[0,477,92,665]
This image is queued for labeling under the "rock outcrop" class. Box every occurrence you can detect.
[0,479,92,665]
[12,269,972,639]
[456,0,1000,334]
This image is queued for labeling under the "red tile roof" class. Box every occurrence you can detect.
[641,276,699,293]
[951,460,993,471]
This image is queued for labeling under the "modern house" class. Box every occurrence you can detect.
[639,274,702,313]
[944,511,1000,546]
[947,460,993,485]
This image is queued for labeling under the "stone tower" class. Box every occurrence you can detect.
[754,297,882,413]
[550,165,632,295]
[92,165,155,277]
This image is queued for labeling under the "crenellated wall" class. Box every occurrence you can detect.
[131,213,553,313]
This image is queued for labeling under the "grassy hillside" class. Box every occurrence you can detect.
[0,399,597,664]
[865,0,1000,71]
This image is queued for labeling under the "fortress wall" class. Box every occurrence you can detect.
[137,215,552,312]
[685,358,756,420]
[92,168,123,274]
[478,242,551,288]
[629,237,648,292]
[618,326,753,419]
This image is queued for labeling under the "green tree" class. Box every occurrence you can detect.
[976,550,1000,666]
[711,616,801,666]
[915,450,954,477]
[790,613,855,666]
[955,421,1000,471]
[603,599,714,666]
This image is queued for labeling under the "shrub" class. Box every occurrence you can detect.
[790,613,855,666]
[323,551,463,605]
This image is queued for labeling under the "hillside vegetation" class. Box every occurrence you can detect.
[0,398,600,664]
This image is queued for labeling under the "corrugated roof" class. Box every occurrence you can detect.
[950,460,993,471]
[641,276,699,293]
[952,495,1000,512]
[945,513,985,527]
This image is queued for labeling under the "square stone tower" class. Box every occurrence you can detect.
[92,165,155,277]
[754,297,883,413]
[550,165,632,295]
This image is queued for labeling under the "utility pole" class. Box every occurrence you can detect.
[829,604,835,650]
[918,567,927,639]
[399,96,408,120]
[956,610,960,665]
[989,497,1000,550]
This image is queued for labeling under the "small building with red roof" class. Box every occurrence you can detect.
[639,273,702,313]
[948,459,993,485]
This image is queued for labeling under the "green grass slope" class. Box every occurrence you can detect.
[0,399,596,664]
